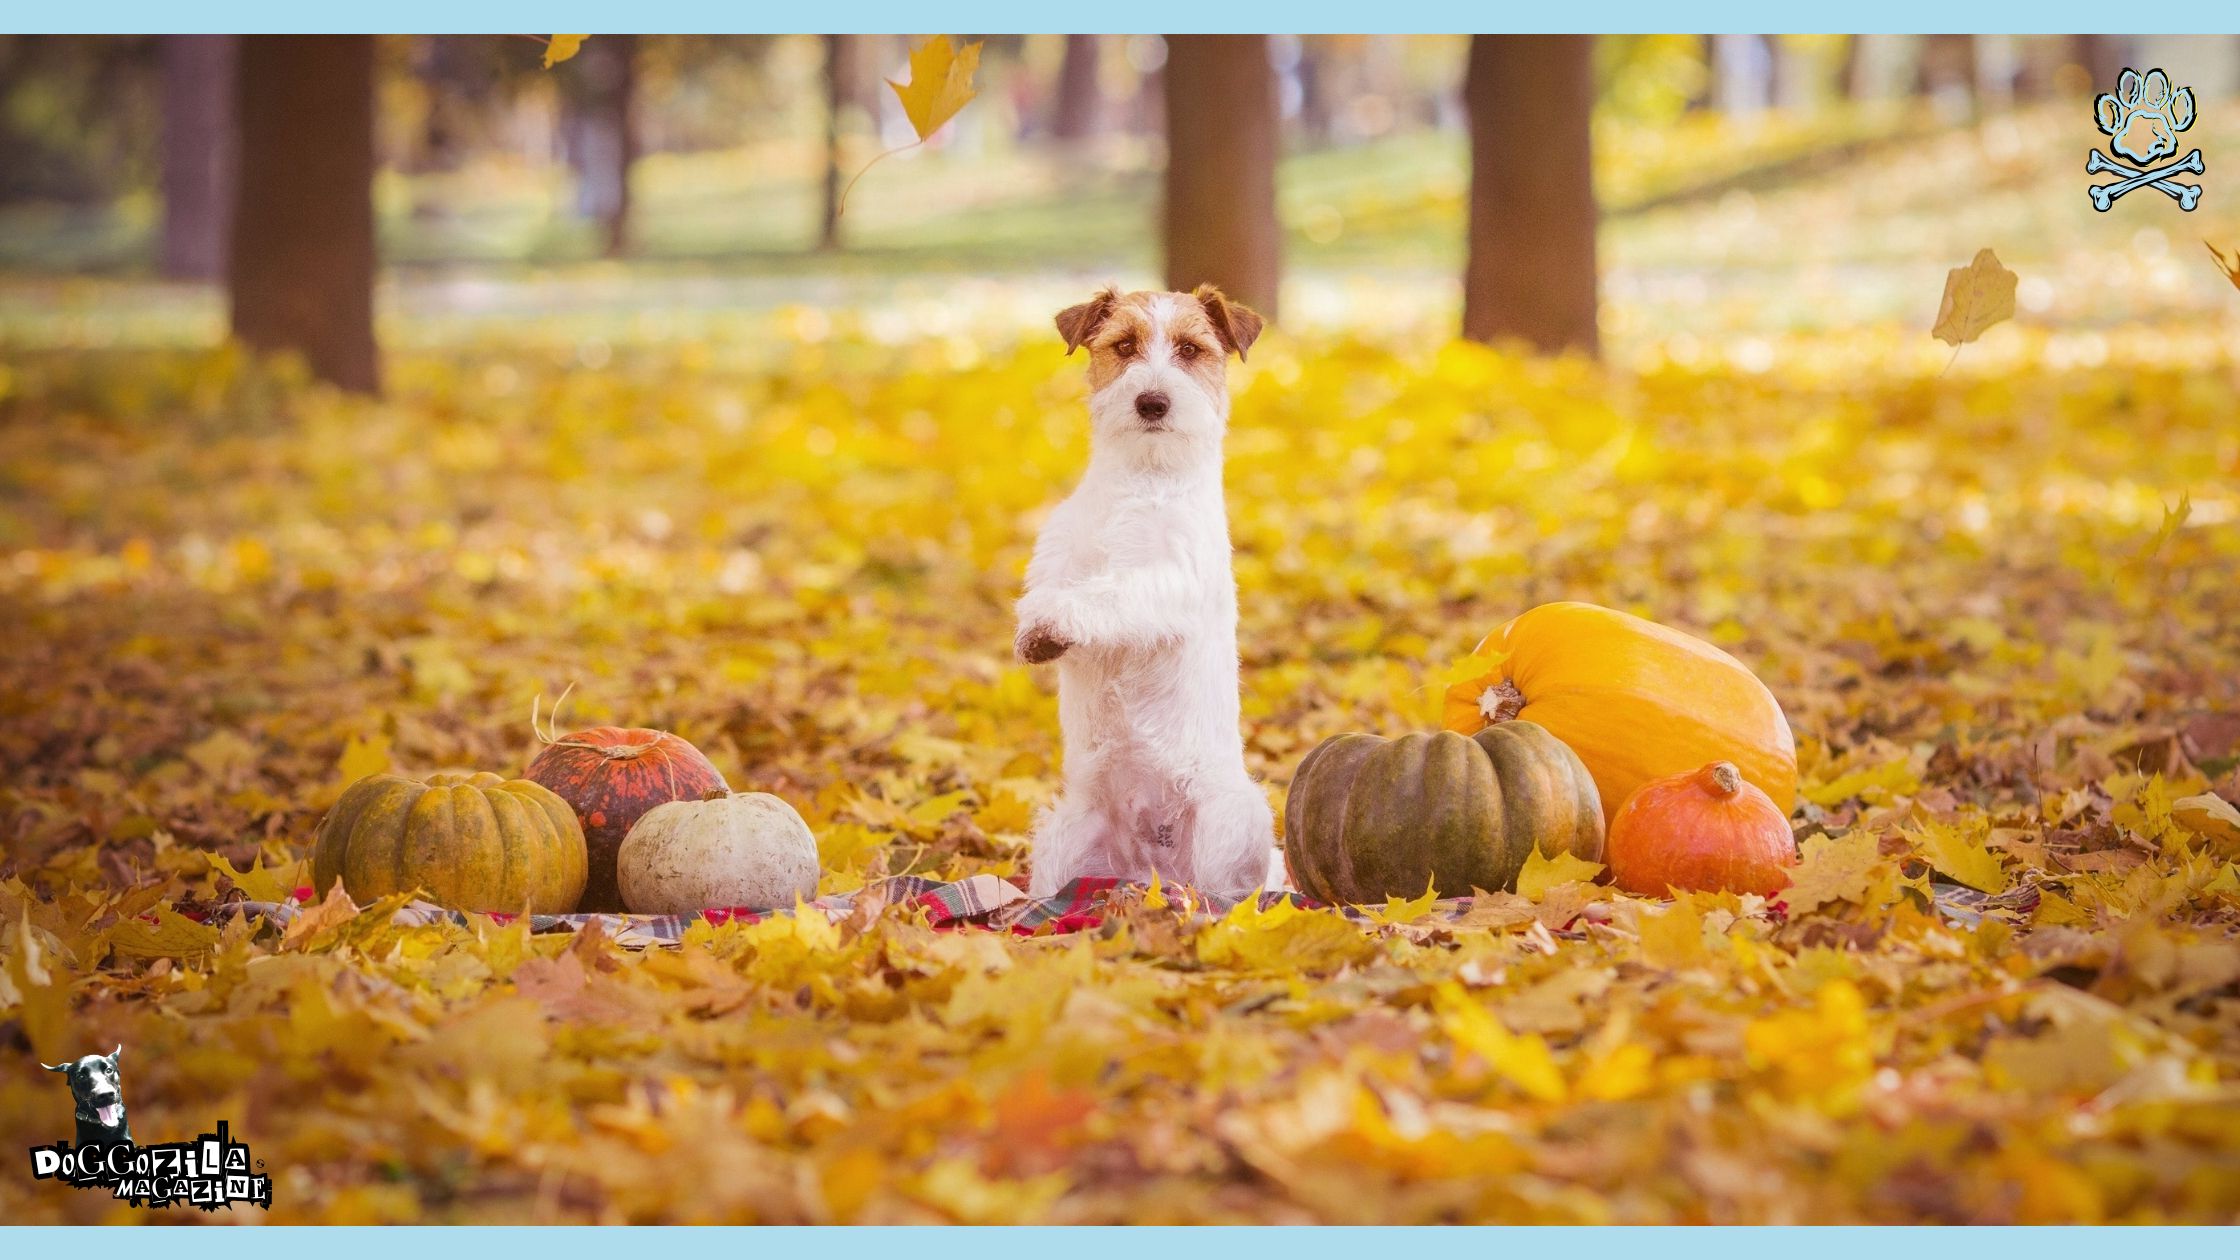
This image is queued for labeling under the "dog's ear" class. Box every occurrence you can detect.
[109,1045,122,1064]
[40,1061,68,1073]
[1055,289,1118,356]
[1193,285,1265,362]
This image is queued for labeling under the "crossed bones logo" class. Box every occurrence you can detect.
[2088,67,2204,212]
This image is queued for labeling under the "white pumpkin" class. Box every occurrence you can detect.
[616,791,821,914]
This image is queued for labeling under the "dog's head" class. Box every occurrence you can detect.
[1054,285,1264,466]
[43,1046,126,1133]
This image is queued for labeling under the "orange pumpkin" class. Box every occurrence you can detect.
[1442,601,1797,821]
[1605,761,1795,897]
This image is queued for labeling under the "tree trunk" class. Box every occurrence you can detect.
[2071,35,2132,91]
[820,34,853,250]
[1918,34,1981,114]
[561,33,636,257]
[160,35,235,282]
[1462,35,1599,357]
[1161,35,1281,317]
[1052,34,1102,144]
[227,35,379,395]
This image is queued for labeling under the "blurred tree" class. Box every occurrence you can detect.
[1918,34,1980,115]
[228,35,379,394]
[159,35,234,281]
[0,35,160,204]
[821,34,855,250]
[1463,35,1598,357]
[1162,35,1281,317]
[1051,34,1102,145]
[2069,35,2132,90]
[560,34,637,257]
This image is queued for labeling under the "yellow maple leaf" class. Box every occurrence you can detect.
[1197,897,1375,973]
[1515,847,1604,901]
[1436,984,1566,1103]
[337,731,391,785]
[543,35,588,70]
[104,906,222,960]
[1907,818,2009,893]
[1363,876,1440,924]
[1931,248,2017,348]
[1783,829,1892,916]
[887,36,983,142]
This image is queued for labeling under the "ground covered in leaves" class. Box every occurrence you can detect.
[2,297,2238,1222]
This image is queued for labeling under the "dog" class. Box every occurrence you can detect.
[1015,284,1273,896]
[42,1045,131,1146]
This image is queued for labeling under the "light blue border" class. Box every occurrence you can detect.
[7,9,2240,35]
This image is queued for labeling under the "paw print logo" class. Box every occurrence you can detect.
[2086,67,2204,212]
[2097,67,2195,162]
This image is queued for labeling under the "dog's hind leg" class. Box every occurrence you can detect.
[1186,779,1275,895]
[1027,793,1119,897]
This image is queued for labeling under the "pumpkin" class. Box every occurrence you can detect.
[617,791,820,914]
[313,771,587,913]
[1284,722,1603,903]
[1442,601,1798,821]
[1606,761,1796,897]
[525,727,729,912]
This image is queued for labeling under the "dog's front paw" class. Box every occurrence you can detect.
[1016,622,1072,664]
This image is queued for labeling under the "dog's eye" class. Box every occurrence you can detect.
[1176,342,1201,360]
[1113,338,1137,358]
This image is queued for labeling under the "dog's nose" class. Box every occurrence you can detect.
[1134,391,1170,422]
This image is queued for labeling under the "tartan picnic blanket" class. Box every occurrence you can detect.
[211,872,2041,949]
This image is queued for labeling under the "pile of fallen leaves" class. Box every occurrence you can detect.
[1,307,2237,1223]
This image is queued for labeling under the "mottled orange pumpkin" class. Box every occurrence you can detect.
[313,771,587,913]
[525,727,728,912]
[1606,761,1796,897]
[1442,601,1798,821]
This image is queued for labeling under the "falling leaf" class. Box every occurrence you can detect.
[1931,248,2018,348]
[887,36,983,142]
[4,915,72,1062]
[543,35,588,70]
[835,37,986,218]
[2139,491,2192,564]
[2206,240,2240,290]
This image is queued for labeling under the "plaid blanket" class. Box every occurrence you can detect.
[214,873,2039,949]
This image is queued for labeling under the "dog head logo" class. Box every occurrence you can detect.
[42,1045,130,1145]
[2088,67,2204,212]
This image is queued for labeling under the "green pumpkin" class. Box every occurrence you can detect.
[313,770,588,914]
[1283,722,1604,903]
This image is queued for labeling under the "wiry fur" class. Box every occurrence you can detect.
[1016,286,1271,895]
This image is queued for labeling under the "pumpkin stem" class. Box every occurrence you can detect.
[1706,762,1744,797]
[1478,679,1527,725]
[700,787,730,802]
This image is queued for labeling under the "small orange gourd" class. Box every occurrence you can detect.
[1605,761,1796,897]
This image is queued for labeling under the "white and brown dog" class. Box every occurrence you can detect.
[1015,284,1272,895]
